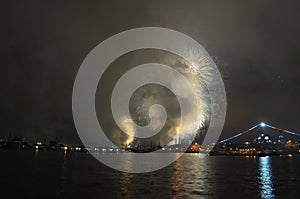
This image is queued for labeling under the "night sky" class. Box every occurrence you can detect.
[1,1,300,144]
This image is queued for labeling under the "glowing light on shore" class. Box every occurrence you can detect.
[121,116,135,146]
[176,126,180,134]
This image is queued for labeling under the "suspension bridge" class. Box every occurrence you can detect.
[216,122,300,145]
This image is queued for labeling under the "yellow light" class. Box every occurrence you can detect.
[63,146,68,150]
[176,126,180,134]
[37,142,42,145]
[288,154,293,157]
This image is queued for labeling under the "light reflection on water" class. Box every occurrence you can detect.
[1,151,300,198]
[118,172,133,199]
[258,156,274,199]
[170,153,184,198]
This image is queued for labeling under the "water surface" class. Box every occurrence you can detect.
[0,151,299,198]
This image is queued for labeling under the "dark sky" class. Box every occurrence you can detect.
[1,1,300,144]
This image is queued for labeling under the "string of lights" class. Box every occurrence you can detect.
[216,122,300,144]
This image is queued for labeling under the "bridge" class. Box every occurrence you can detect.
[216,122,300,145]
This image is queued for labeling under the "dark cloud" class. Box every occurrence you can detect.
[0,1,300,143]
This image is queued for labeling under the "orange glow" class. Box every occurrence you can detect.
[188,143,202,153]
[124,136,134,147]
[176,126,180,134]
[288,154,293,157]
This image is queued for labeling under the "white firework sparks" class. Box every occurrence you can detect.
[122,48,213,146]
